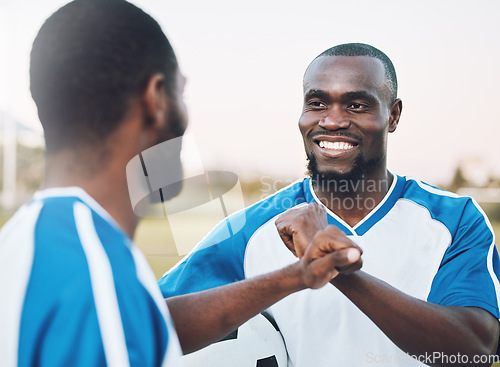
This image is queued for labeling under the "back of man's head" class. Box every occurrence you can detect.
[313,43,398,102]
[30,0,178,153]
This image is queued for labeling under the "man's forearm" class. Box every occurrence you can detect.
[331,271,499,367]
[166,263,304,355]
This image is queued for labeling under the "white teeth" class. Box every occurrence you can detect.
[319,141,354,150]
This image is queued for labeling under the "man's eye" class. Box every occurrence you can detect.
[347,103,368,111]
[308,101,326,108]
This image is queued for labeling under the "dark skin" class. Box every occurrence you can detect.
[167,240,361,354]
[299,55,402,226]
[278,213,499,367]
[277,55,500,366]
[44,70,362,355]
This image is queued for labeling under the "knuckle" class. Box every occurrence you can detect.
[325,225,341,235]
[308,203,318,212]
[313,229,330,241]
[312,231,325,244]
[296,215,307,225]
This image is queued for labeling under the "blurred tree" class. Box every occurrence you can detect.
[0,143,45,207]
[446,165,469,192]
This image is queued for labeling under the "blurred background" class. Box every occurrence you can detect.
[1,0,499,279]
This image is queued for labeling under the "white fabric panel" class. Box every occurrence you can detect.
[244,198,452,366]
[0,202,42,367]
[74,202,130,367]
[130,245,183,366]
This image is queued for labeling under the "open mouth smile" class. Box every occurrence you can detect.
[312,135,360,158]
[318,140,355,151]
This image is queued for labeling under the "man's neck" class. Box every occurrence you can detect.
[312,170,394,228]
[43,148,139,239]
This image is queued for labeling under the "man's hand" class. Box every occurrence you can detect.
[276,203,363,288]
[170,203,362,353]
[275,203,327,257]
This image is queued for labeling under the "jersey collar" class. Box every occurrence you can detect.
[32,186,127,238]
[303,174,406,236]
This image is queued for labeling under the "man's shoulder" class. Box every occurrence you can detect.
[246,178,310,216]
[0,195,82,258]
[33,187,122,232]
[400,176,477,208]
[1,195,171,367]
[188,178,309,256]
[216,178,309,238]
[0,195,98,334]
[398,176,491,235]
[0,189,131,287]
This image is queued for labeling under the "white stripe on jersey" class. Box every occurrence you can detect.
[74,202,130,367]
[409,177,460,198]
[130,246,183,366]
[0,201,43,367]
[487,243,500,319]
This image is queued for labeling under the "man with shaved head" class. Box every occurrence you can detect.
[161,43,500,366]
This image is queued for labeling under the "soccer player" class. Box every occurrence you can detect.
[160,43,500,366]
[0,1,362,366]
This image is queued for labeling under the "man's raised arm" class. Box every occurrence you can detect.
[166,204,362,354]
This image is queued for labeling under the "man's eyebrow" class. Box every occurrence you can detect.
[304,89,330,100]
[304,89,380,104]
[342,91,378,104]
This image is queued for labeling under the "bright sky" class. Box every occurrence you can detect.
[1,0,499,185]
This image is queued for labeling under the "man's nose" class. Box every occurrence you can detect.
[318,107,350,130]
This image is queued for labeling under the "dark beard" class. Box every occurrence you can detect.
[307,152,380,193]
[166,97,187,139]
[142,99,186,205]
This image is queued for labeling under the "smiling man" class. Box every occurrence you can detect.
[300,51,400,227]
[160,43,500,366]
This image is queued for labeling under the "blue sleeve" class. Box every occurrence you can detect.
[158,213,248,298]
[21,273,172,367]
[158,180,308,298]
[20,277,106,367]
[91,211,171,367]
[427,199,500,319]
[18,201,106,367]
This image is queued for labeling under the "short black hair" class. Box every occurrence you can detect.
[314,43,398,102]
[30,0,178,153]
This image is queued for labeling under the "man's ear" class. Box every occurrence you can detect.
[142,73,169,130]
[388,98,402,133]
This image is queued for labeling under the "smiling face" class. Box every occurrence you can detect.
[299,55,401,186]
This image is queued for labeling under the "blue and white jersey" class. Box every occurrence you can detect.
[159,175,500,367]
[0,187,182,367]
